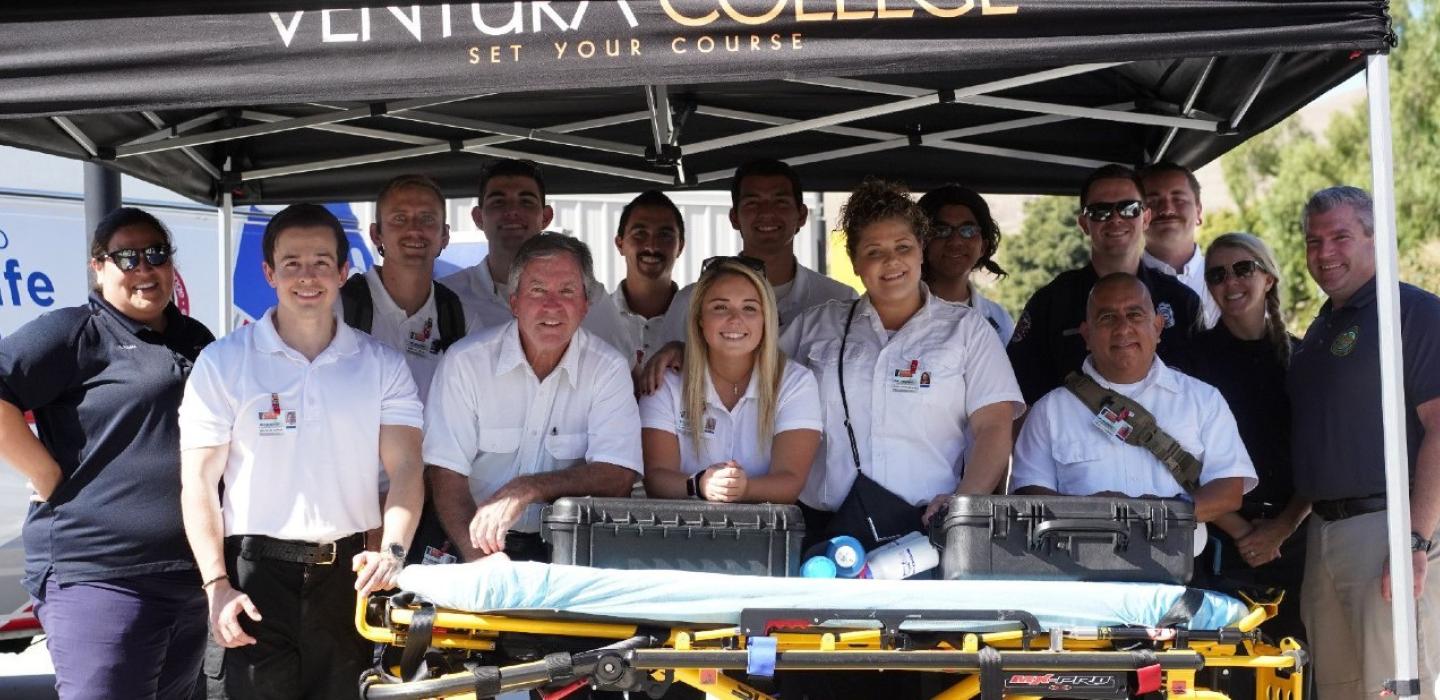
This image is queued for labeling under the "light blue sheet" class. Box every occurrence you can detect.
[396,559,1250,631]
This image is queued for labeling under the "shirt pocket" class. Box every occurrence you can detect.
[478,427,522,456]
[544,432,588,461]
[1054,442,1111,496]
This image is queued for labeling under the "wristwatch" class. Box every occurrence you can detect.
[386,542,407,561]
[1411,531,1434,553]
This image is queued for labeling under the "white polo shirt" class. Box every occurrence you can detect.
[337,267,460,404]
[1144,244,1220,329]
[657,262,858,347]
[779,288,1025,511]
[421,322,643,533]
[178,309,424,543]
[1010,356,1257,498]
[639,359,822,477]
[946,281,1016,345]
[439,256,633,357]
[608,281,678,369]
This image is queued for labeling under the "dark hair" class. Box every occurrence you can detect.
[1138,160,1202,201]
[1079,164,1145,206]
[916,184,1008,279]
[376,174,446,222]
[730,158,803,209]
[1302,185,1374,238]
[839,178,928,260]
[617,189,685,239]
[478,159,546,202]
[90,207,174,260]
[506,233,598,300]
[262,204,348,267]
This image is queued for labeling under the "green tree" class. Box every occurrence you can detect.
[993,195,1090,318]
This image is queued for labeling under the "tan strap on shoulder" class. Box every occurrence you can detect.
[1062,372,1203,493]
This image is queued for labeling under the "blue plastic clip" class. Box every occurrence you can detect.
[746,636,778,678]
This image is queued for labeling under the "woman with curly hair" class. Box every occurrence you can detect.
[916,184,1015,343]
[779,178,1025,552]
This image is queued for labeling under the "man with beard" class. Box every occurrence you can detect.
[608,190,685,369]
[1141,161,1219,328]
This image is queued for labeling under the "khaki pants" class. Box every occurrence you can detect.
[1302,511,1440,699]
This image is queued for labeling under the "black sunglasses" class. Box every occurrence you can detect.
[701,255,766,276]
[1080,200,1146,222]
[930,223,981,240]
[1205,259,1263,286]
[98,245,173,271]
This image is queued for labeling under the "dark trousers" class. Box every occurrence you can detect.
[35,570,208,700]
[203,534,368,700]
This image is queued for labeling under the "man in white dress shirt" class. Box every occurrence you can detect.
[424,234,643,562]
[1140,161,1219,328]
[609,190,685,369]
[1011,272,1253,523]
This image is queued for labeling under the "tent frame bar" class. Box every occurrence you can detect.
[1230,54,1284,129]
[50,117,98,157]
[388,110,649,158]
[139,111,222,181]
[1153,56,1218,162]
[123,110,229,147]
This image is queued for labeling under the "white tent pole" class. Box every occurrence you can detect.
[1368,52,1422,700]
[217,178,234,337]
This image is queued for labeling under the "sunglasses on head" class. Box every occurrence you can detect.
[98,245,173,271]
[1204,259,1262,286]
[930,223,981,240]
[1080,200,1146,222]
[701,255,766,276]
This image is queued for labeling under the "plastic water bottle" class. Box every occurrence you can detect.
[825,536,867,578]
[801,556,838,578]
[859,531,940,580]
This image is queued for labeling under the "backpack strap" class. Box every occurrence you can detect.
[339,273,374,334]
[1062,371,1203,493]
[432,281,467,352]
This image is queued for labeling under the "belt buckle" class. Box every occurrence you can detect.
[315,542,337,566]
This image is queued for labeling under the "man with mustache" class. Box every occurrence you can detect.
[1141,161,1219,328]
[608,190,685,369]
[1007,164,1201,405]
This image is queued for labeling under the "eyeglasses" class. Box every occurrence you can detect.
[1204,259,1263,286]
[98,245,173,271]
[701,255,766,275]
[930,224,981,240]
[1080,200,1146,222]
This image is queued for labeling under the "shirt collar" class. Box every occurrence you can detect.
[1141,244,1202,277]
[612,280,677,318]
[472,256,504,300]
[857,284,937,337]
[1321,275,1378,314]
[364,266,436,320]
[88,291,182,338]
[495,320,581,388]
[253,307,360,360]
[1081,355,1179,395]
[703,368,760,408]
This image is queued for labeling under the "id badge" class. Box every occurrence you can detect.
[891,359,922,393]
[1091,406,1133,442]
[404,337,432,357]
[259,410,298,436]
[421,545,457,565]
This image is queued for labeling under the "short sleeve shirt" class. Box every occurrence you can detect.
[657,262,858,347]
[1007,263,1202,404]
[341,267,454,404]
[948,282,1016,345]
[0,296,213,595]
[422,322,643,533]
[1010,357,1258,498]
[639,359,822,477]
[607,281,678,369]
[178,309,423,542]
[780,288,1026,510]
[1289,279,1440,500]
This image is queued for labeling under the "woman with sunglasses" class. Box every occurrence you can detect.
[780,179,1024,550]
[916,184,1015,343]
[641,258,822,504]
[1171,232,1306,644]
[0,208,214,699]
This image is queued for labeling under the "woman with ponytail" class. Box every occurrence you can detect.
[1171,232,1305,645]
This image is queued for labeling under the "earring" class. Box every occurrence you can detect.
[377,243,386,257]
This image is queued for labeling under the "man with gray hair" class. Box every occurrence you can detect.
[422,234,642,562]
[1289,185,1440,698]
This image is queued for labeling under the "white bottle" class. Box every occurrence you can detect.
[860,531,940,580]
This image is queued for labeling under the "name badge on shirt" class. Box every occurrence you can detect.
[1091,405,1134,442]
[677,411,717,435]
[257,393,298,436]
[407,318,440,357]
[890,359,923,393]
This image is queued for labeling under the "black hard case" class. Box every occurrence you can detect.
[541,497,805,577]
[936,495,1195,584]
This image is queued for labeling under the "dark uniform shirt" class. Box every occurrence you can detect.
[1289,278,1440,501]
[1007,263,1202,404]
[1170,325,1298,511]
[0,294,213,596]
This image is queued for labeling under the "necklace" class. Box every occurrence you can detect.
[712,368,752,399]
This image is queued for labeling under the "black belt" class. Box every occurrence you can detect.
[1312,495,1387,521]
[232,532,364,566]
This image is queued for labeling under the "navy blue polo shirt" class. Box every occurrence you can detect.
[1290,278,1440,501]
[1007,263,1202,404]
[1169,325,1298,509]
[0,294,214,596]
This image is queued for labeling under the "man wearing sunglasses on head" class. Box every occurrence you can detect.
[1008,164,1201,405]
[1141,161,1220,329]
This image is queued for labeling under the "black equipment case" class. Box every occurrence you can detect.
[542,497,805,577]
[935,495,1196,584]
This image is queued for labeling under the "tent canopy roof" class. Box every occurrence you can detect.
[0,1,1392,204]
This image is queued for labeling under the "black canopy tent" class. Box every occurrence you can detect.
[0,1,1391,204]
[2,2,1431,697]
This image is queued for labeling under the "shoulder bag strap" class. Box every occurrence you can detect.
[1062,371,1203,493]
[838,299,863,473]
